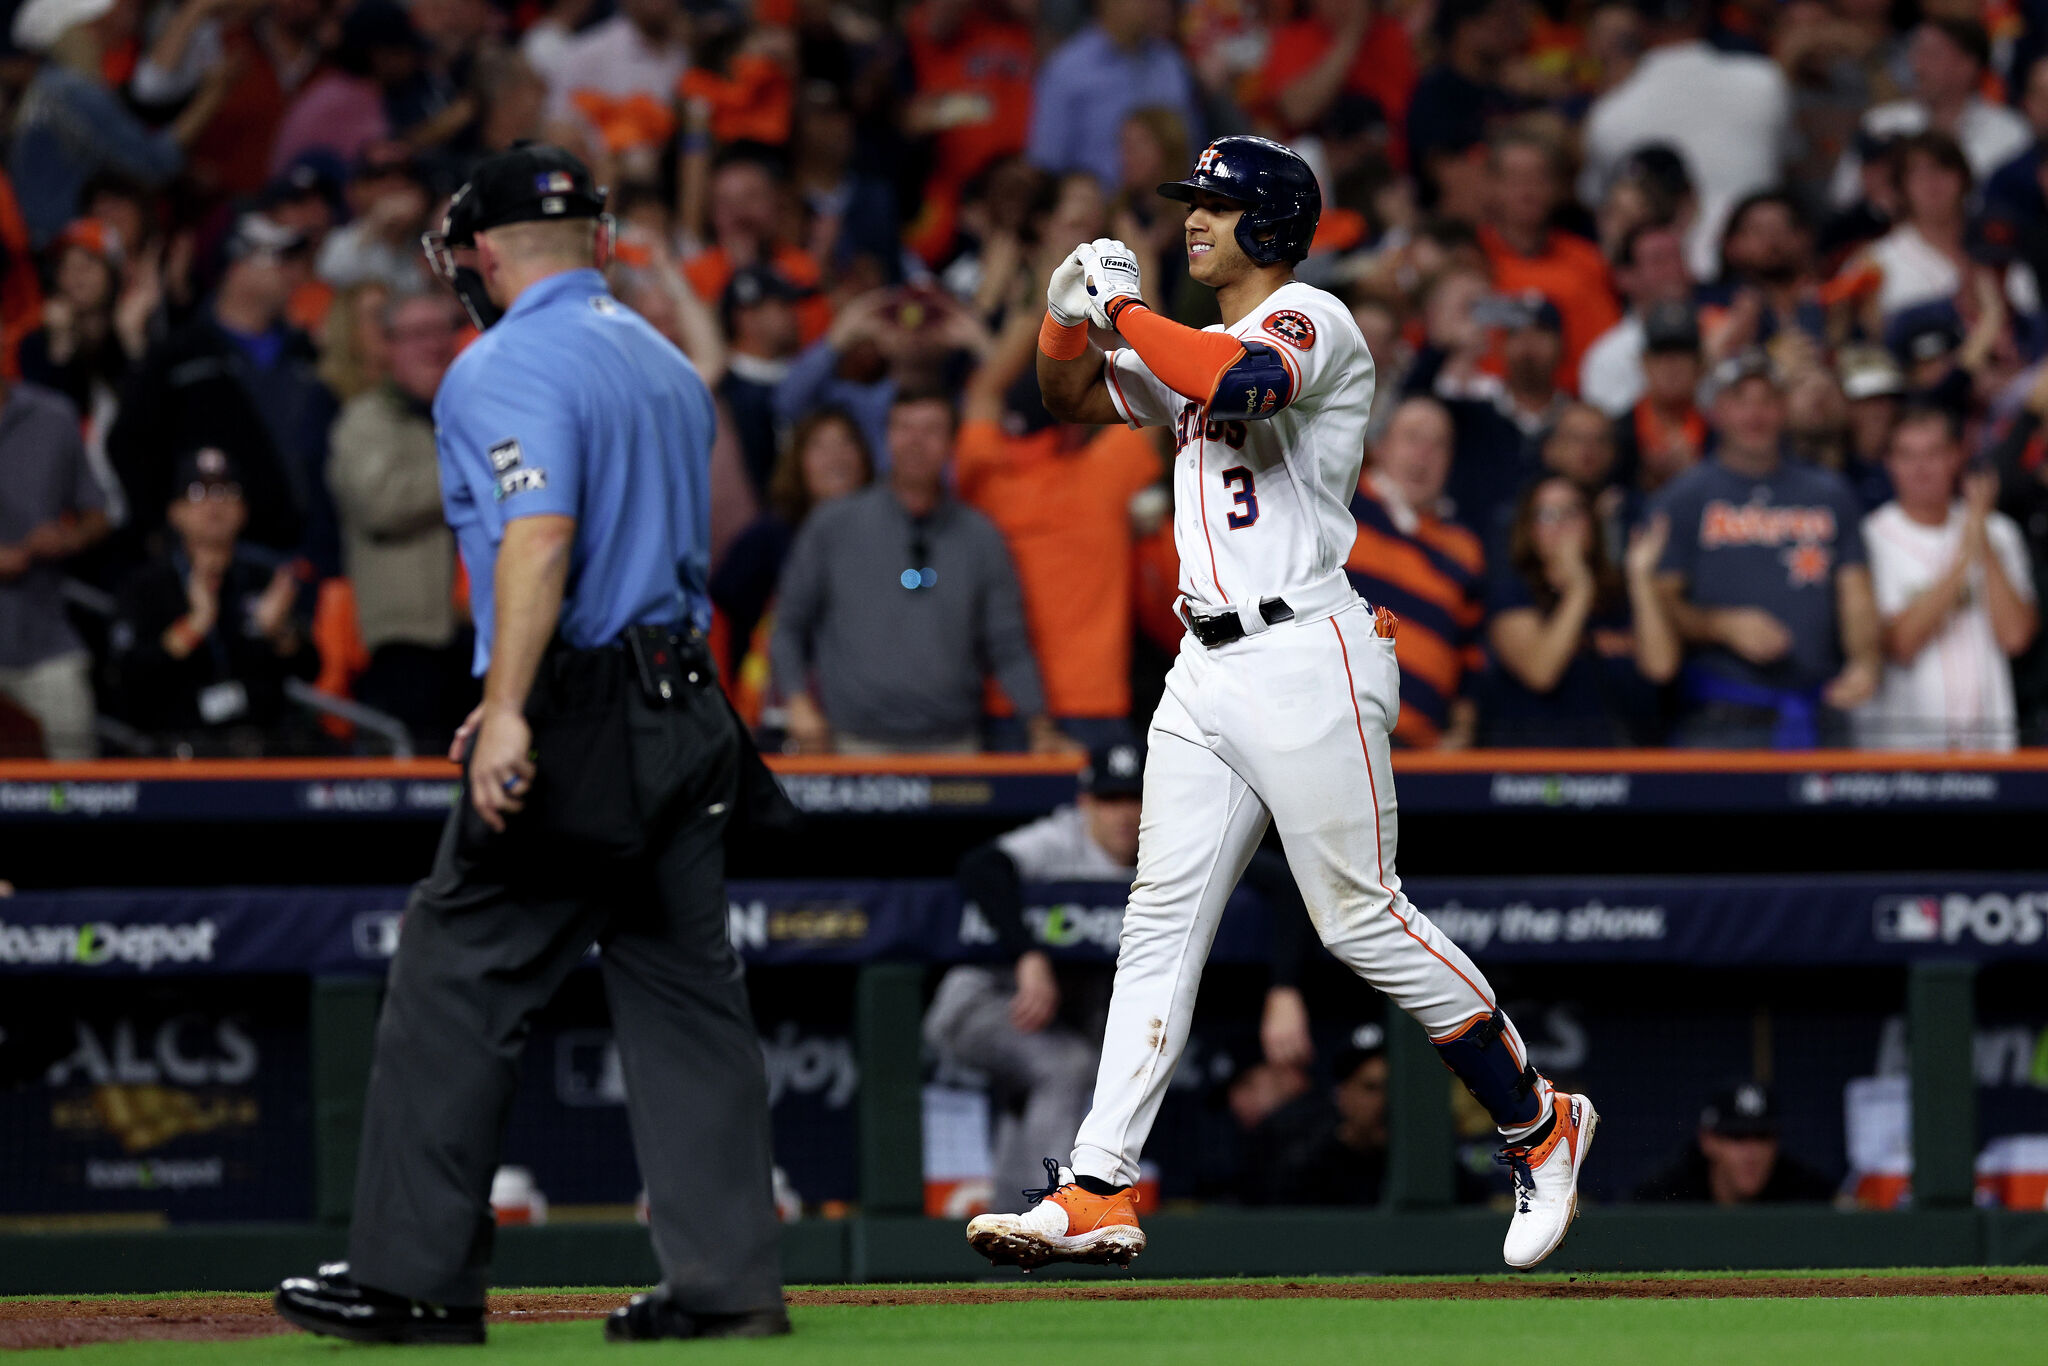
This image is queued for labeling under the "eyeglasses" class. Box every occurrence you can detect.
[900,530,936,590]
[183,482,243,503]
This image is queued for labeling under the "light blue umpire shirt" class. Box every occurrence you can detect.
[433,267,716,675]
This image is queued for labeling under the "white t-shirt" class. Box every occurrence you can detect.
[1857,500,2035,751]
[1102,280,1375,609]
[543,16,687,124]
[1862,224,2041,322]
[1580,312,1647,418]
[1579,42,1793,279]
[1866,224,1959,318]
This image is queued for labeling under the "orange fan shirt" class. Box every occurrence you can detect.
[956,418,1163,718]
[0,171,42,378]
[682,243,832,344]
[906,4,1035,193]
[1253,15,1417,159]
[1479,224,1621,390]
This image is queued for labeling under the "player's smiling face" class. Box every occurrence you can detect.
[1184,191,1255,286]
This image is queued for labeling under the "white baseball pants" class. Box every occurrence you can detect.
[1071,592,1502,1187]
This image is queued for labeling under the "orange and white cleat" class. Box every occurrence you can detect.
[1499,1091,1599,1269]
[966,1160,1146,1271]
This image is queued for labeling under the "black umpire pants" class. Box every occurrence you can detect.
[346,628,783,1312]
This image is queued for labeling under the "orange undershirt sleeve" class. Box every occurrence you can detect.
[1112,304,1245,409]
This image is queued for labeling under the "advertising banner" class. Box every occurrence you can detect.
[0,979,312,1220]
[4,874,2047,977]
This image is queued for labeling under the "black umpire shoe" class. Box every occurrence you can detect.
[274,1262,486,1344]
[604,1288,791,1342]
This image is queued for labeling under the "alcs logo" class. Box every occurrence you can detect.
[1873,893,2046,946]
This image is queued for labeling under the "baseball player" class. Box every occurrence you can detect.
[965,136,1597,1272]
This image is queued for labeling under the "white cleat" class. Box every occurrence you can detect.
[965,1162,1147,1272]
[1500,1092,1599,1269]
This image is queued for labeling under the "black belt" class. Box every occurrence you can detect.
[619,623,710,704]
[1184,597,1294,649]
[545,623,708,704]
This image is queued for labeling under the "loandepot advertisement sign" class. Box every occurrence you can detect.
[0,782,140,816]
[4,876,2048,976]
[0,919,218,971]
[3,980,313,1220]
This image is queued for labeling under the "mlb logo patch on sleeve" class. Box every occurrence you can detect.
[1262,310,1316,350]
[489,439,523,472]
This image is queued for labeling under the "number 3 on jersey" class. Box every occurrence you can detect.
[1221,466,1258,529]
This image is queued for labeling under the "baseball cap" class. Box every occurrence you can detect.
[720,262,804,331]
[1080,740,1145,799]
[1002,367,1058,439]
[1477,290,1563,334]
[452,143,606,240]
[1331,1022,1388,1081]
[1641,300,1699,355]
[261,150,347,215]
[1701,1081,1777,1138]
[1837,344,1905,401]
[225,213,308,262]
[53,218,122,267]
[170,446,242,496]
[1618,143,1694,200]
[1885,302,1964,367]
[1708,346,1782,398]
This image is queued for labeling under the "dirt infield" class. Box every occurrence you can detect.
[2,1276,2043,1350]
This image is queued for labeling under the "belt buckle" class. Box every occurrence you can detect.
[1187,607,1237,649]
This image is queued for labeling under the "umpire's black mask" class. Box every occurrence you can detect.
[422,143,611,330]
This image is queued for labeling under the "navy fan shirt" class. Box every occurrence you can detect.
[1650,456,1867,692]
[1343,483,1487,747]
[434,268,717,674]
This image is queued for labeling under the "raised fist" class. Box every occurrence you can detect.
[1078,237,1143,330]
[1046,248,1090,326]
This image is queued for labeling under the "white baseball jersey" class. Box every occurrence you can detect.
[1011,272,1554,1228]
[1101,280,1374,609]
[1857,501,2034,751]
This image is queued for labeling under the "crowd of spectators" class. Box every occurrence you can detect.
[0,0,2045,758]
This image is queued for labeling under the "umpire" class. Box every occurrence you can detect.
[275,144,790,1345]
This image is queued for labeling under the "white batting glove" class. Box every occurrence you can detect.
[1079,237,1144,330]
[1046,248,1090,326]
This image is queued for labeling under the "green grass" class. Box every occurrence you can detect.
[14,1296,2048,1365]
[6,1266,2043,1303]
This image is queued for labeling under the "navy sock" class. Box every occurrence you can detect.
[1073,1174,1121,1196]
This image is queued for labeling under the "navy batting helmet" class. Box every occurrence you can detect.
[1158,136,1322,267]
